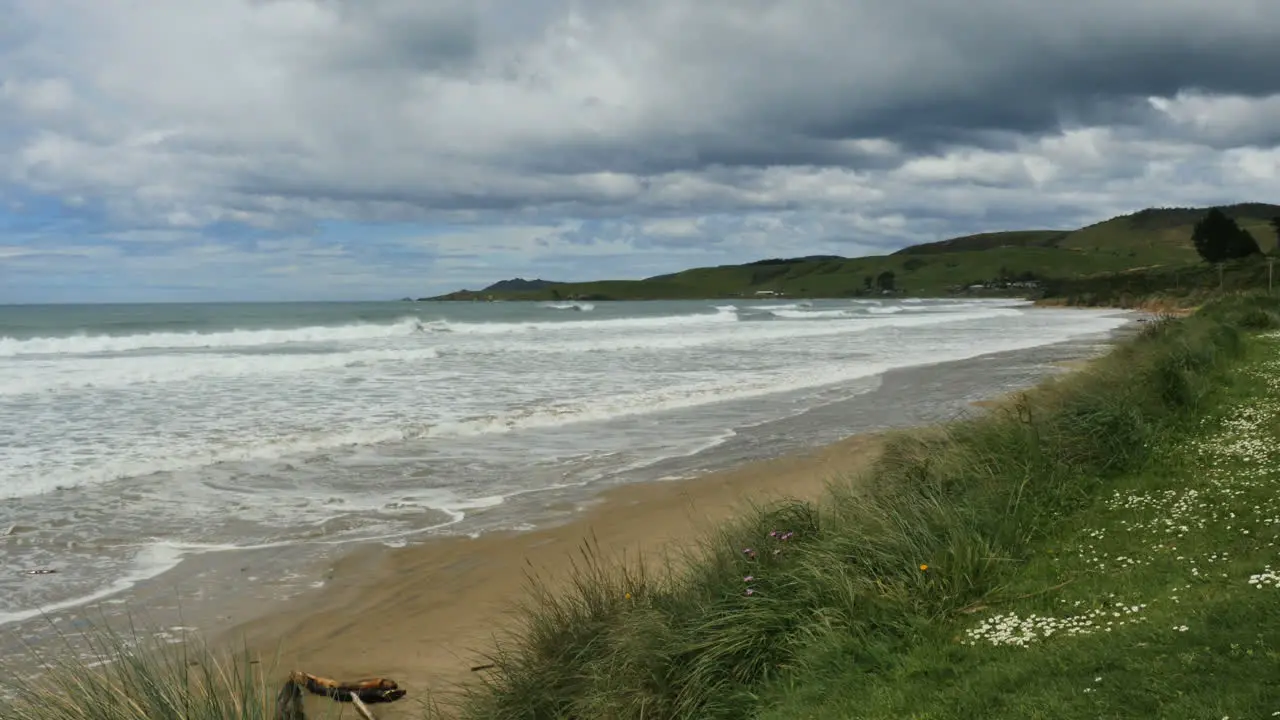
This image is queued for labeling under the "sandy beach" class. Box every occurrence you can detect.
[209,320,1142,718]
[229,432,885,714]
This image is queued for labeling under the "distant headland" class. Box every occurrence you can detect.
[415,204,1280,302]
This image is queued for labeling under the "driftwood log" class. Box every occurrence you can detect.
[275,671,406,720]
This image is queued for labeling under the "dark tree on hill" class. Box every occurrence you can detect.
[876,270,896,291]
[1271,216,1280,253]
[1191,208,1262,263]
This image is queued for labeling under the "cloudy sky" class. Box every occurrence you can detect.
[2,0,1279,302]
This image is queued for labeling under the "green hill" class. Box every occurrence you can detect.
[482,277,561,293]
[892,230,1070,255]
[427,203,1280,301]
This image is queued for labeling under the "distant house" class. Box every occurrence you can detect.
[754,290,779,296]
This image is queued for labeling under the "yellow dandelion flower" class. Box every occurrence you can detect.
[919,564,929,571]
[625,592,632,599]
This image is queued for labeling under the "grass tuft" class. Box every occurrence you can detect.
[0,624,292,720]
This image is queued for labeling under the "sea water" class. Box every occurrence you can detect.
[0,298,1131,629]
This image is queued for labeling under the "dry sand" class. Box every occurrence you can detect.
[228,433,885,716]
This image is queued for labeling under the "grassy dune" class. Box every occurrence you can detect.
[7,294,1280,720]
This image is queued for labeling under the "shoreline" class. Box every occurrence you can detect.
[219,322,1139,713]
[0,307,1141,715]
[226,432,887,705]
[0,306,1136,670]
[1032,296,1197,315]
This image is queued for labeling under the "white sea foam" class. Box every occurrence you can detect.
[0,488,518,628]
[6,307,1027,396]
[0,544,185,627]
[2,304,1113,492]
[420,306,739,335]
[770,309,853,319]
[0,347,443,394]
[542,301,596,312]
[0,317,433,357]
[0,305,1121,499]
[752,302,812,311]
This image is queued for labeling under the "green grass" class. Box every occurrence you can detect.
[1042,254,1280,309]
[10,295,1280,720]
[1056,203,1279,261]
[759,300,1280,719]
[892,230,1070,255]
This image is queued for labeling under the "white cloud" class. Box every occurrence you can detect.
[641,218,705,239]
[1149,92,1280,146]
[1224,147,1280,182]
[0,77,75,114]
[0,243,118,259]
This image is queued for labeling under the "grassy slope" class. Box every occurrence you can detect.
[431,204,1280,301]
[761,311,1280,719]
[430,294,1280,720]
[1058,204,1279,264]
[1041,255,1280,310]
[891,230,1069,255]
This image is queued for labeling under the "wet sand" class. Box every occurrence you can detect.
[229,433,884,716]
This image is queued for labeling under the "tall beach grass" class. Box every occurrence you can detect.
[0,625,286,720]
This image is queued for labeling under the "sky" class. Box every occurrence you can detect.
[2,0,1280,303]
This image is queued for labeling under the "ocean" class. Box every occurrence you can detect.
[0,298,1132,638]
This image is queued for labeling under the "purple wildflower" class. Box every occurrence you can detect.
[745,588,755,596]
[743,575,754,582]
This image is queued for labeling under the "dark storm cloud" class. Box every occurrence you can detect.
[509,131,905,177]
[706,7,1280,164]
[304,0,481,75]
[799,36,1280,143]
